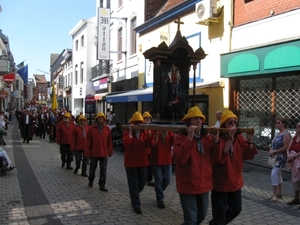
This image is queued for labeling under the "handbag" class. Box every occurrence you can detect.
[268,156,277,167]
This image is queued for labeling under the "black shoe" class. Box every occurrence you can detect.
[74,168,78,174]
[66,166,73,170]
[88,182,93,187]
[23,139,25,143]
[81,174,88,177]
[61,162,65,168]
[287,199,300,205]
[8,166,15,171]
[147,181,155,187]
[27,140,29,143]
[100,186,108,192]
[134,207,142,214]
[157,201,165,209]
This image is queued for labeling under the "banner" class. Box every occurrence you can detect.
[18,64,28,84]
[97,8,110,60]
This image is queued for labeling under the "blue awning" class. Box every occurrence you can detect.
[106,87,153,103]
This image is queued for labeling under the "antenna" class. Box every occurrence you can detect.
[36,69,50,74]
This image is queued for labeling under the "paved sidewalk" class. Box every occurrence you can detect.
[0,120,299,225]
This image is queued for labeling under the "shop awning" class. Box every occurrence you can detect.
[106,87,153,103]
[221,39,300,78]
[95,92,108,100]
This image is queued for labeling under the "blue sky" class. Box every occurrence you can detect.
[0,0,97,80]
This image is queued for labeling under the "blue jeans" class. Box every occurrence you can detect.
[210,189,242,225]
[152,165,172,201]
[179,192,209,225]
[89,157,108,187]
[125,167,147,209]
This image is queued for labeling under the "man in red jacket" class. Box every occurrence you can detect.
[209,109,257,225]
[56,112,75,169]
[123,111,153,214]
[84,112,113,191]
[71,115,89,177]
[174,106,221,225]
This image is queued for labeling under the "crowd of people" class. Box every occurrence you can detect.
[6,105,300,224]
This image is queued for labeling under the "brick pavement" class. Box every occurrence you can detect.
[0,119,299,225]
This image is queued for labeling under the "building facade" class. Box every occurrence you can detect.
[220,0,300,149]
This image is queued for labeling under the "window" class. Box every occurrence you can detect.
[118,27,123,61]
[68,73,72,87]
[81,35,84,47]
[80,62,84,84]
[75,40,78,51]
[130,17,137,55]
[118,0,123,8]
[75,65,78,85]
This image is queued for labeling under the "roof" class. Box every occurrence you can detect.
[34,74,47,83]
[156,0,185,16]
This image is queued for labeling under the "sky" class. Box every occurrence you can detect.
[0,0,97,80]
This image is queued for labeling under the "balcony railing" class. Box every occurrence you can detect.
[91,60,113,79]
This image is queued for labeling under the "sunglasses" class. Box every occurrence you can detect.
[276,122,281,124]
[228,120,237,125]
[297,125,300,127]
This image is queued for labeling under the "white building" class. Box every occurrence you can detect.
[69,17,98,116]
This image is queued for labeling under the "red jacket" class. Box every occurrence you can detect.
[150,131,174,166]
[56,120,75,145]
[84,124,113,158]
[123,129,153,168]
[174,133,222,195]
[212,134,258,192]
[70,124,89,151]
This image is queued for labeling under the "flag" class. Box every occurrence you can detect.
[52,85,58,110]
[16,61,25,70]
[18,64,28,84]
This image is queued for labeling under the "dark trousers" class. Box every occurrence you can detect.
[89,157,108,187]
[40,124,45,138]
[74,150,87,175]
[24,124,30,143]
[210,189,242,225]
[59,144,73,167]
[125,167,147,209]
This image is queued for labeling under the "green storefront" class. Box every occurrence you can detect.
[221,39,300,150]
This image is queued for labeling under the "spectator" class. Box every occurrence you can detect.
[286,121,300,205]
[0,147,15,171]
[214,110,222,127]
[269,117,291,202]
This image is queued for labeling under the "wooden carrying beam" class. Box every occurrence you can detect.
[122,124,254,134]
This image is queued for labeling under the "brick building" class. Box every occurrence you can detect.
[33,75,48,105]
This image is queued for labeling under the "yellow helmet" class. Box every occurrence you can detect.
[95,112,106,121]
[181,106,206,123]
[63,112,71,119]
[129,111,144,124]
[220,109,238,127]
[142,111,152,119]
[78,115,87,121]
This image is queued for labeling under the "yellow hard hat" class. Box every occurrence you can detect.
[220,109,238,127]
[129,111,144,124]
[181,106,206,123]
[142,111,152,119]
[78,115,87,121]
[95,112,106,121]
[63,112,71,119]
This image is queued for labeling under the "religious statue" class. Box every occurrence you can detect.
[165,65,181,103]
